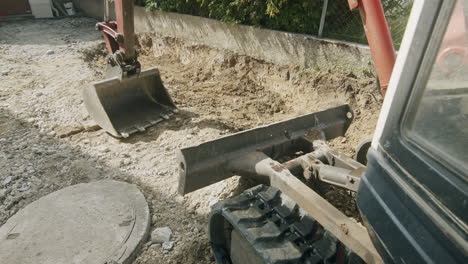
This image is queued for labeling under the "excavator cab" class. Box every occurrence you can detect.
[358,0,468,262]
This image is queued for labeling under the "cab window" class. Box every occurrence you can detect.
[404,0,468,177]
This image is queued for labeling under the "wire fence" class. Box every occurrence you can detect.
[320,0,413,49]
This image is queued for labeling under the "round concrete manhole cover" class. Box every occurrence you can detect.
[0,180,150,264]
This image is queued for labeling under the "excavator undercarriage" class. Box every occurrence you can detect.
[210,185,364,264]
[178,105,383,263]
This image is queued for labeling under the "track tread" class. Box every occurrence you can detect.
[228,207,264,224]
[209,185,365,264]
[247,222,282,242]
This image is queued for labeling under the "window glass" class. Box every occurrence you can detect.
[405,0,468,176]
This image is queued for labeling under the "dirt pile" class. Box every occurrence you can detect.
[136,33,382,154]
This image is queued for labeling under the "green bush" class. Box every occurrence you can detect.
[143,0,327,35]
[141,0,412,46]
[144,0,206,16]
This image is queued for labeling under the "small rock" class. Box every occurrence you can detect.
[32,147,42,154]
[47,131,56,137]
[0,189,6,199]
[1,70,9,76]
[341,137,347,143]
[0,138,7,143]
[3,176,12,185]
[98,146,110,153]
[45,50,54,55]
[151,227,172,244]
[162,241,174,251]
[18,184,30,192]
[121,159,131,166]
[45,149,56,155]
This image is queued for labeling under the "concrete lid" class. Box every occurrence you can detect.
[0,180,150,264]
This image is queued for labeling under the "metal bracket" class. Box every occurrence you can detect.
[96,0,140,76]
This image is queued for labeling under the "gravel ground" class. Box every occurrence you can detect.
[0,17,381,263]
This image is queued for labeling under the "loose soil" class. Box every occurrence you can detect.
[0,17,381,263]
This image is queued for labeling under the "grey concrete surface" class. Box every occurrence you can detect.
[74,0,373,75]
[0,180,150,264]
[134,8,373,75]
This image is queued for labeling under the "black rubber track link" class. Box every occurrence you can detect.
[208,185,364,264]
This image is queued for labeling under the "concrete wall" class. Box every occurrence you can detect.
[134,8,373,74]
[75,0,373,74]
[74,0,105,20]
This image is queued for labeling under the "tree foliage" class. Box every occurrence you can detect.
[142,0,412,46]
[144,0,326,35]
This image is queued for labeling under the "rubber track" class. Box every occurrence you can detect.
[209,185,364,264]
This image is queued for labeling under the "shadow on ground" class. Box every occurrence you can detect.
[0,108,216,263]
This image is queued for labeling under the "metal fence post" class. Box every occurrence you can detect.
[318,0,329,37]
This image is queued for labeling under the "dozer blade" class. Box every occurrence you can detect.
[177,105,353,195]
[83,67,176,137]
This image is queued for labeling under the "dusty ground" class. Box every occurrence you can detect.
[0,17,381,263]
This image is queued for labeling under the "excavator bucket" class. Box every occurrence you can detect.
[83,67,176,138]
